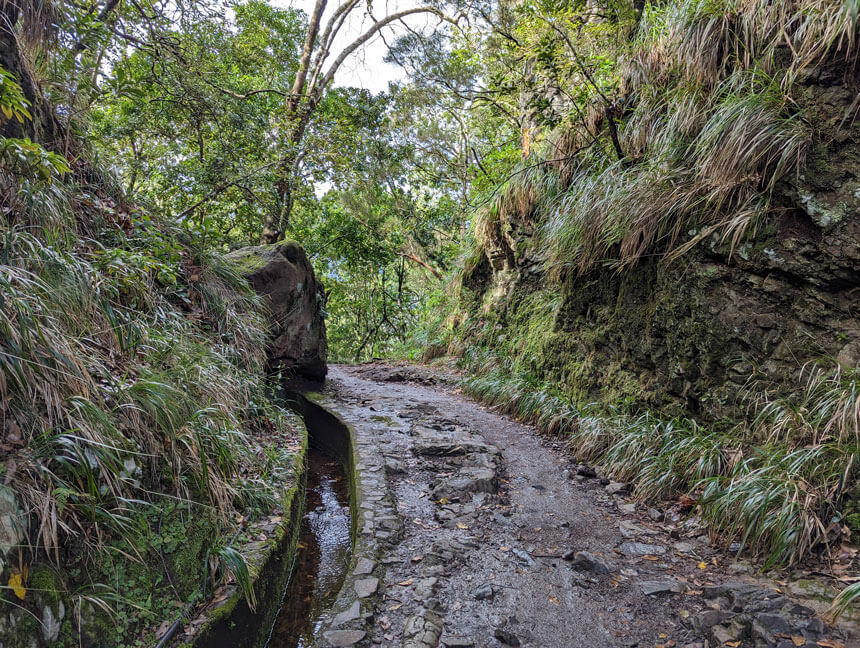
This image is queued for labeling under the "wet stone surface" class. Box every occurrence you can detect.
[308,364,857,648]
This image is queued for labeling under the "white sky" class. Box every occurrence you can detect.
[273,0,431,92]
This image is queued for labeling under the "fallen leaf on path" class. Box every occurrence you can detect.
[389,603,402,611]
[549,596,559,605]
[642,555,659,561]
[456,522,469,529]
[790,637,805,647]
[725,642,741,647]
[397,579,414,586]
[817,641,846,648]
[697,561,707,570]
[411,555,423,563]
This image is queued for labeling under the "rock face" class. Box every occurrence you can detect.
[461,71,860,421]
[228,241,327,380]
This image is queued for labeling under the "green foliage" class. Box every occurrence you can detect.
[0,67,32,124]
[215,546,257,611]
[829,581,860,621]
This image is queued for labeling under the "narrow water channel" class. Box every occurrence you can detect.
[267,447,352,648]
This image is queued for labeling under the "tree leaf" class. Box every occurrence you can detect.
[8,572,25,600]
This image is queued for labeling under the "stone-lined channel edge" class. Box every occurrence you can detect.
[179,411,309,648]
[295,391,399,648]
[178,390,390,648]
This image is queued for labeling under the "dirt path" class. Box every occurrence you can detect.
[321,364,856,648]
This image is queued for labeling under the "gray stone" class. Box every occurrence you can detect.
[511,548,536,567]
[619,520,656,537]
[353,577,379,598]
[619,502,637,514]
[648,508,664,522]
[702,582,761,600]
[403,610,443,648]
[323,630,367,647]
[673,541,695,554]
[693,609,734,632]
[331,601,361,628]
[353,557,375,576]
[567,551,611,575]
[618,541,666,557]
[385,459,406,474]
[442,637,475,647]
[754,613,792,636]
[474,584,495,600]
[605,481,628,495]
[640,579,683,595]
[709,623,743,646]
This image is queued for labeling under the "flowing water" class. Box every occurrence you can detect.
[267,448,351,647]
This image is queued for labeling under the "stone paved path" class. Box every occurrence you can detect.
[317,364,858,648]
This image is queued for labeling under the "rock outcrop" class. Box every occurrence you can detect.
[228,241,328,380]
[461,71,860,422]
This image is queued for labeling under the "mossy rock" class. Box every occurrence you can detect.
[845,512,860,534]
[29,563,65,615]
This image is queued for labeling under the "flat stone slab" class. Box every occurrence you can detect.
[322,629,367,647]
[331,600,361,627]
[640,579,684,595]
[354,576,379,598]
[618,541,666,557]
[352,557,375,576]
[432,467,498,499]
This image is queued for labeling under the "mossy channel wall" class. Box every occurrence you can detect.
[187,390,359,648]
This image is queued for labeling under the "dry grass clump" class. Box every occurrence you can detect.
[473,0,859,279]
[461,353,859,569]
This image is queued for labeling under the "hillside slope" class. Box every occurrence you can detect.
[427,0,860,584]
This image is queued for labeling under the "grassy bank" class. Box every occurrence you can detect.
[454,347,858,613]
[0,79,304,645]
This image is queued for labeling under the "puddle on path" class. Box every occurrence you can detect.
[267,448,351,648]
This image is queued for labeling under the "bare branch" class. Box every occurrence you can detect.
[318,7,452,95]
[289,0,328,112]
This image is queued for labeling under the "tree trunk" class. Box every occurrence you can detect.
[0,2,63,149]
[262,106,316,244]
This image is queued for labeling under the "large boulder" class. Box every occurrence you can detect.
[228,241,327,380]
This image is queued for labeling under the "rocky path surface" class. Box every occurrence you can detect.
[320,364,857,648]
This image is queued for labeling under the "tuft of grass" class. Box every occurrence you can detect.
[698,444,848,567]
[828,581,860,622]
